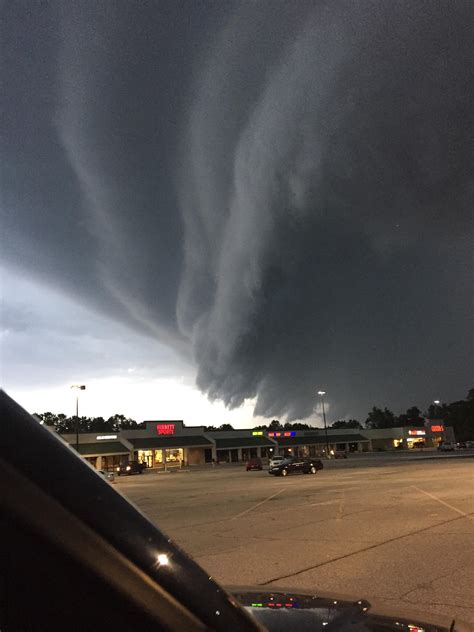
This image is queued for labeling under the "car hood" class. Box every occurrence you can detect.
[229,588,468,631]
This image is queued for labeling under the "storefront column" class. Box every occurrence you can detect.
[96,456,102,470]
[237,448,243,461]
[257,447,262,458]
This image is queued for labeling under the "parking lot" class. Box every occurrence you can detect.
[115,455,474,626]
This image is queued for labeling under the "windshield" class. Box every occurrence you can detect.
[1,1,473,629]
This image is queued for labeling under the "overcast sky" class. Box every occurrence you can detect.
[1,1,472,426]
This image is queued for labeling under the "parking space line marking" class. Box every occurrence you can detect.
[308,500,339,507]
[230,488,286,520]
[336,492,346,521]
[259,510,474,586]
[412,486,474,520]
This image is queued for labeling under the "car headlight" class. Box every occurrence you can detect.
[126,465,131,471]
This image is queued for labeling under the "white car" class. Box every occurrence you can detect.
[438,442,456,452]
[98,469,115,482]
[269,455,285,468]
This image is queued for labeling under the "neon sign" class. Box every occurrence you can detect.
[430,425,444,432]
[408,429,426,436]
[156,423,175,435]
[268,431,296,437]
[96,434,117,440]
[252,431,263,436]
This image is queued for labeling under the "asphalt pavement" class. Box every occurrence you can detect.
[115,455,474,627]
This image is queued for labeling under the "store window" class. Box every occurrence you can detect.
[165,448,183,463]
[138,450,154,468]
[103,454,123,472]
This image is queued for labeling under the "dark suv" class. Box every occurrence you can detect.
[116,460,146,476]
[269,457,323,477]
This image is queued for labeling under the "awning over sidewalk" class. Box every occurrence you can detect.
[130,436,213,449]
[276,433,369,446]
[215,436,275,449]
[77,441,131,456]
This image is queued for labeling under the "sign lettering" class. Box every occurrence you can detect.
[156,423,175,435]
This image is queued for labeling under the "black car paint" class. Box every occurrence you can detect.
[116,460,146,475]
[269,457,324,476]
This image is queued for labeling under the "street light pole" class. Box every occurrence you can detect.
[70,385,86,451]
[318,390,329,456]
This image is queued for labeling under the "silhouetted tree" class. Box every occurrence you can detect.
[268,419,283,430]
[365,406,396,429]
[396,406,424,427]
[331,419,362,429]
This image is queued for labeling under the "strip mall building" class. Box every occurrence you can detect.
[59,420,454,471]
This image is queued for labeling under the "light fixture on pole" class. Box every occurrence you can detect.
[70,385,86,451]
[318,390,329,456]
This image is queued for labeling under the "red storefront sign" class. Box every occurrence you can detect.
[430,425,444,432]
[156,423,175,435]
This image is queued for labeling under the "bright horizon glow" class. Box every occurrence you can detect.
[1,267,328,429]
[5,377,326,429]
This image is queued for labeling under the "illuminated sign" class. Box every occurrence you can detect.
[268,431,296,437]
[252,431,263,436]
[408,430,426,436]
[156,423,175,435]
[96,434,118,440]
[430,425,444,432]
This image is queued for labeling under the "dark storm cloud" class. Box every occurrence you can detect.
[2,1,472,419]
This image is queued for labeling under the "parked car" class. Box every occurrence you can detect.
[269,457,324,476]
[438,442,456,452]
[465,440,474,449]
[268,455,285,468]
[98,469,115,482]
[246,457,263,471]
[116,460,146,475]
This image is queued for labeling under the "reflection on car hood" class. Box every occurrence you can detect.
[231,590,462,631]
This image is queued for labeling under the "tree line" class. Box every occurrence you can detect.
[35,388,473,441]
[34,412,142,434]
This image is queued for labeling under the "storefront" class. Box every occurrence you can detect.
[273,432,370,457]
[212,435,276,463]
[76,439,133,471]
[60,420,457,470]
[130,436,213,468]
